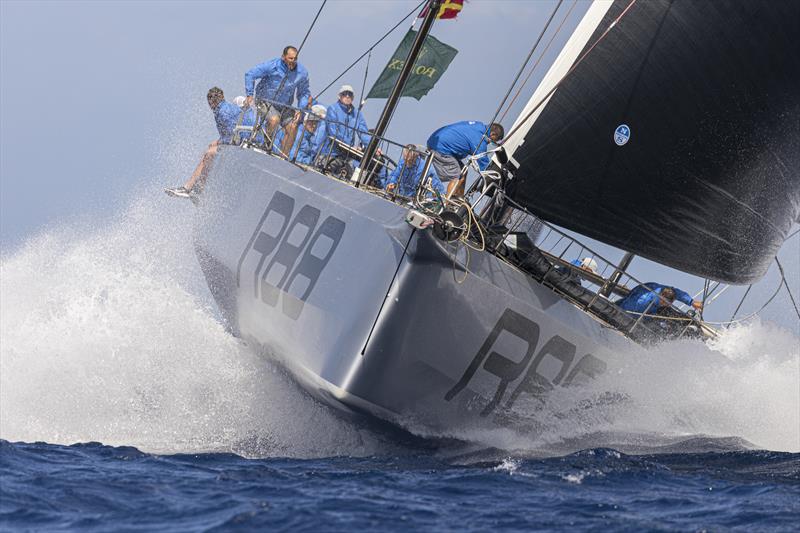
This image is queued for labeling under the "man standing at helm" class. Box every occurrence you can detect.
[244,45,312,155]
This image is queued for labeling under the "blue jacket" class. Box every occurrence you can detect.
[295,122,327,164]
[214,100,255,144]
[427,120,493,170]
[245,57,311,108]
[386,157,445,197]
[325,102,370,156]
[617,282,694,314]
[272,121,327,164]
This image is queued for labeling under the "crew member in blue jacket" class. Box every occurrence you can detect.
[273,104,328,164]
[616,282,703,316]
[325,85,372,155]
[385,145,445,197]
[426,121,505,188]
[165,87,254,199]
[244,45,312,155]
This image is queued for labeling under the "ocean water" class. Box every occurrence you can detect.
[1,198,799,531]
[2,440,798,531]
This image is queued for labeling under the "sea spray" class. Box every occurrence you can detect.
[0,198,385,458]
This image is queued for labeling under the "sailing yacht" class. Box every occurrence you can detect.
[191,0,799,433]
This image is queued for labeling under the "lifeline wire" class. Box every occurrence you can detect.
[314,0,428,100]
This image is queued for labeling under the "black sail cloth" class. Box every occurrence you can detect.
[507,0,800,284]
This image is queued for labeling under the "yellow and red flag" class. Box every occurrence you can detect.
[419,0,464,20]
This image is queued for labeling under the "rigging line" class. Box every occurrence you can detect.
[353,51,372,149]
[729,284,753,323]
[499,0,638,146]
[785,227,800,241]
[716,273,786,327]
[700,278,709,320]
[498,0,578,123]
[314,0,427,100]
[358,51,372,113]
[297,0,327,54]
[775,257,800,321]
[468,0,564,162]
[706,282,732,305]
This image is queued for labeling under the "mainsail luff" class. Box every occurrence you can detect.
[503,0,800,284]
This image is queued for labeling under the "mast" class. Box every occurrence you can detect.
[357,0,441,186]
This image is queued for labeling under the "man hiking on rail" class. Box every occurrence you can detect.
[165,87,255,199]
[244,45,312,155]
[616,282,703,317]
[426,121,504,197]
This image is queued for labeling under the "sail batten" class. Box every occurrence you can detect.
[504,0,800,284]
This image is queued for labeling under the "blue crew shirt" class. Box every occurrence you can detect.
[244,57,311,108]
[214,100,255,144]
[295,122,327,164]
[386,157,445,197]
[426,120,494,170]
[325,102,370,156]
[616,282,694,314]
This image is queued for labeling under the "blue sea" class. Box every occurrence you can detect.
[1,201,799,531]
[2,439,799,531]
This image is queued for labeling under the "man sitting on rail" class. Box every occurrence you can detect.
[616,283,703,317]
[426,120,504,196]
[165,87,255,199]
[385,144,445,198]
[244,45,312,154]
[272,104,328,164]
[556,257,599,286]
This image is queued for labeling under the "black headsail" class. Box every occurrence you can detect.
[502,0,800,284]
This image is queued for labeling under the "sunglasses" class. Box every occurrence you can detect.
[340,91,354,98]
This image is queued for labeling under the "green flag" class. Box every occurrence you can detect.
[366,29,458,101]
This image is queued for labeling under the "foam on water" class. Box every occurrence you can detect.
[1,195,798,457]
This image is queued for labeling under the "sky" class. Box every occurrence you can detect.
[1,0,798,332]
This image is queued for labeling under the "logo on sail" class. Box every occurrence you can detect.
[614,124,631,146]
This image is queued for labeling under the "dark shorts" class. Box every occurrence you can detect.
[257,101,296,127]
[429,150,463,182]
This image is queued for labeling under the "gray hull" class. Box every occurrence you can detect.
[193,146,635,433]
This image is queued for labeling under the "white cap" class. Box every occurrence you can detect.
[311,104,327,118]
[580,257,599,274]
[338,84,355,95]
[233,95,247,107]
